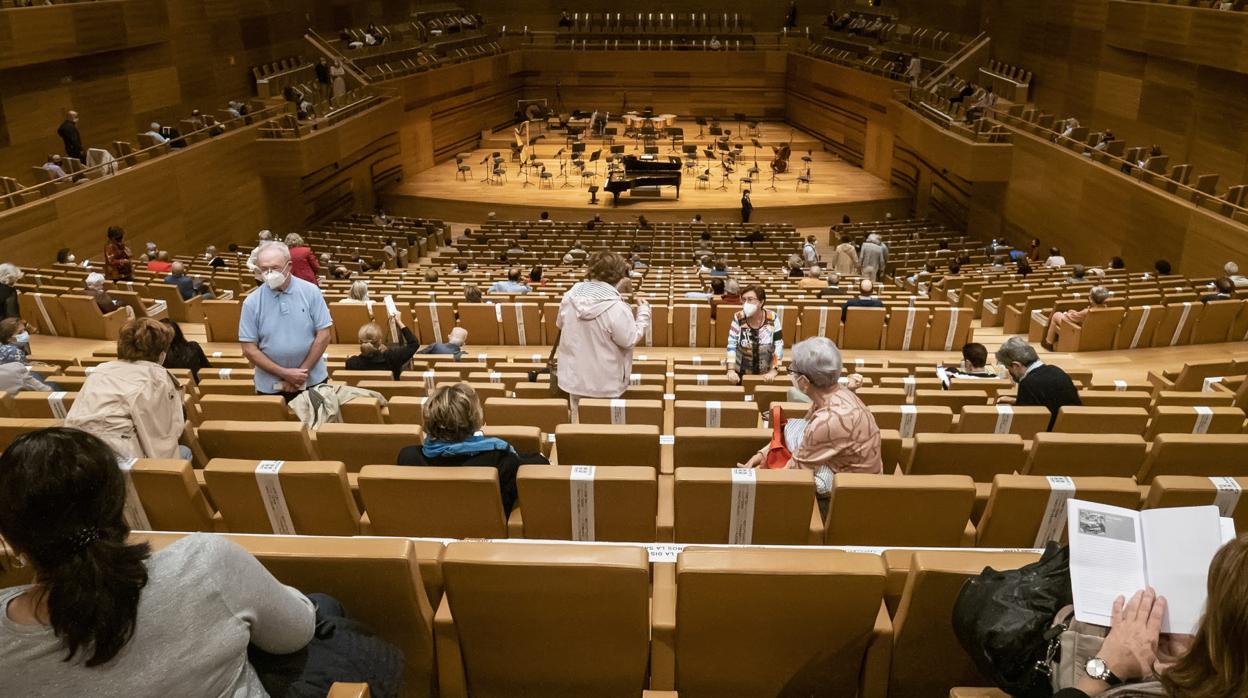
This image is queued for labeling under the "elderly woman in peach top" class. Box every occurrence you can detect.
[740,336,882,501]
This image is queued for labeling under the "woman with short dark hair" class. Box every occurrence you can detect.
[0,427,315,694]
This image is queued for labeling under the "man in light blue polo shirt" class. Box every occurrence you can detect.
[239,242,333,398]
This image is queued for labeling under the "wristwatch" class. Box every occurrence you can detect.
[1085,657,1123,686]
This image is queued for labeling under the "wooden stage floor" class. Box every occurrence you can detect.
[384,119,910,226]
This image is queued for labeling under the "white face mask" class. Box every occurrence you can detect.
[262,269,288,290]
[742,302,759,317]
[14,332,30,345]
[67,254,75,263]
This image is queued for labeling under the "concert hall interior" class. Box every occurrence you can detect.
[3,0,1248,696]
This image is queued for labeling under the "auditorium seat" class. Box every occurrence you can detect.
[358,380,426,400]
[1154,390,1236,408]
[576,398,664,429]
[924,306,972,351]
[358,465,507,538]
[328,302,374,344]
[316,423,418,472]
[483,397,570,432]
[673,384,747,402]
[436,542,650,698]
[1136,434,1248,483]
[127,458,217,532]
[59,294,128,339]
[905,433,1026,482]
[841,306,886,349]
[198,394,293,421]
[1144,475,1248,531]
[340,397,386,424]
[651,548,889,697]
[1113,305,1165,350]
[512,465,658,541]
[887,550,1040,698]
[1054,307,1123,351]
[386,395,426,425]
[203,459,361,535]
[144,282,204,323]
[481,425,545,455]
[19,292,71,337]
[0,417,61,450]
[499,302,543,344]
[671,304,713,347]
[869,405,953,437]
[947,378,1014,397]
[1023,433,1148,477]
[413,302,457,346]
[823,473,976,546]
[797,304,841,341]
[672,467,819,544]
[914,389,989,412]
[1189,299,1241,344]
[1145,406,1245,439]
[197,420,319,461]
[1076,390,1152,409]
[13,391,76,418]
[673,426,769,468]
[1051,406,1148,434]
[856,387,908,406]
[554,424,660,468]
[956,405,1052,440]
[1150,302,1202,348]
[138,533,438,698]
[201,300,242,342]
[883,306,930,350]
[975,475,1141,547]
[456,303,503,344]
[670,400,757,428]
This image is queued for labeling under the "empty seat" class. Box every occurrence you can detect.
[869,405,952,437]
[437,542,650,698]
[1145,406,1245,439]
[883,306,930,350]
[1023,433,1148,478]
[841,306,886,350]
[198,394,292,421]
[576,398,664,429]
[13,391,77,418]
[201,300,242,342]
[914,389,989,411]
[673,426,769,468]
[1077,390,1152,409]
[651,548,889,697]
[1155,390,1236,408]
[924,306,972,351]
[0,417,61,451]
[673,384,747,402]
[197,378,263,396]
[1051,406,1148,435]
[905,433,1026,482]
[316,423,420,472]
[1136,434,1248,483]
[514,465,657,541]
[554,424,660,468]
[387,396,426,425]
[956,405,1051,440]
[824,473,976,546]
[483,397,569,432]
[975,475,1142,547]
[673,467,817,544]
[203,459,361,535]
[673,400,760,428]
[1144,475,1248,531]
[1054,307,1124,351]
[358,465,506,538]
[197,420,318,461]
[127,458,217,532]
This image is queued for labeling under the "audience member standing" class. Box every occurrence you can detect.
[314,57,331,96]
[0,263,22,320]
[330,60,347,99]
[725,285,783,384]
[56,110,84,162]
[858,233,887,280]
[740,190,753,223]
[64,318,187,459]
[828,234,859,276]
[239,242,333,400]
[994,336,1081,430]
[103,226,133,281]
[284,233,320,286]
[556,251,651,403]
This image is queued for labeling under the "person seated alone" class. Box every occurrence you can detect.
[945,342,998,380]
[841,278,884,321]
[488,268,531,295]
[165,262,214,301]
[41,154,67,179]
[1064,264,1087,284]
[416,326,468,360]
[1202,277,1235,303]
[144,122,168,145]
[146,251,173,274]
[1043,285,1111,351]
[818,272,846,298]
[203,245,226,268]
[994,336,1081,430]
[397,384,548,514]
[798,265,826,290]
[83,272,122,314]
[1044,247,1067,267]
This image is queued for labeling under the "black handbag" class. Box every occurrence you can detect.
[951,543,1072,698]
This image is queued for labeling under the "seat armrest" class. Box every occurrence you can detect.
[650,562,677,691]
[808,500,825,544]
[657,474,674,542]
[434,596,468,698]
[860,601,893,698]
[507,506,524,538]
[1147,371,1175,396]
[327,683,370,698]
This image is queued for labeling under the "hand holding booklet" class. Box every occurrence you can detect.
[1067,499,1235,634]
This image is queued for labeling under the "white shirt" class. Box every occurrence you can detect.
[1045,255,1067,267]
[144,130,168,144]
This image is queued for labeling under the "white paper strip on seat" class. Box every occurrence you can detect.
[816,307,829,338]
[494,304,503,323]
[488,371,502,383]
[728,468,757,545]
[32,294,57,336]
[1203,376,1224,393]
[1113,380,1127,391]
[993,404,1014,434]
[423,370,436,391]
[428,302,444,344]
[1034,476,1077,547]
[902,376,917,401]
[610,399,627,425]
[688,305,698,348]
[1192,406,1214,434]
[1129,306,1152,349]
[570,465,596,542]
[629,373,642,386]
[220,368,233,380]
[901,307,917,350]
[1210,477,1242,517]
[1169,302,1193,346]
[117,457,152,530]
[254,460,295,535]
[944,308,961,351]
[514,304,527,345]
[47,392,68,419]
[898,405,918,438]
[696,374,708,386]
[705,400,721,428]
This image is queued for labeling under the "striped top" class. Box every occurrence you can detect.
[726,309,784,375]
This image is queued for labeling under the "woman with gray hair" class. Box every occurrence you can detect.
[859,233,888,281]
[342,280,370,304]
[0,263,22,320]
[739,336,882,499]
[1043,285,1111,351]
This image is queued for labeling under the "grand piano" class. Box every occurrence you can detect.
[604,155,682,205]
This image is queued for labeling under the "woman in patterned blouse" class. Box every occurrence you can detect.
[725,285,783,385]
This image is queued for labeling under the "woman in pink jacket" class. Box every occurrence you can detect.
[556,252,651,404]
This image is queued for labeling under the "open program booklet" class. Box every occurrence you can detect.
[1067,499,1236,633]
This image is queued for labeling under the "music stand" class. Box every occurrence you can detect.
[751,137,761,165]
[734,112,746,133]
[766,161,780,192]
[717,159,733,191]
[695,116,707,137]
[587,185,600,205]
[477,154,492,183]
[588,149,602,175]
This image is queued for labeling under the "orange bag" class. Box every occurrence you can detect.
[763,405,792,469]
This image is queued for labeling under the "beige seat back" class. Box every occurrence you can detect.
[914,389,989,411]
[1144,475,1248,532]
[868,405,952,437]
[1146,406,1245,440]
[1113,304,1165,350]
[1052,406,1148,434]
[198,420,318,460]
[316,423,420,472]
[575,398,664,429]
[516,465,657,541]
[906,433,1026,482]
[197,378,261,396]
[387,396,426,425]
[554,424,660,468]
[1150,301,1202,347]
[0,417,62,450]
[1077,390,1151,409]
[673,426,769,468]
[976,475,1142,547]
[1155,390,1236,408]
[1023,433,1148,477]
[441,541,650,698]
[457,303,503,344]
[798,304,841,342]
[359,465,506,538]
[499,302,542,345]
[203,459,360,535]
[483,397,569,432]
[673,400,759,428]
[841,306,885,349]
[59,294,128,339]
[1189,299,1240,344]
[883,306,930,350]
[956,405,1052,440]
[924,306,972,351]
[201,300,242,342]
[413,301,456,345]
[673,384,746,402]
[825,473,976,546]
[674,467,816,544]
[1137,434,1248,483]
[329,302,377,344]
[199,394,292,421]
[128,458,216,532]
[13,391,77,418]
[671,303,713,347]
[19,292,71,336]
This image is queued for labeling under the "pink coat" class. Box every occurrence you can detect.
[556,281,652,398]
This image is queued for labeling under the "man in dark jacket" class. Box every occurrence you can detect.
[57,110,84,162]
[994,336,1081,430]
[841,278,885,321]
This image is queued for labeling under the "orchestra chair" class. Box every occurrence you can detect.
[511,465,658,541]
[455,156,472,180]
[823,473,976,547]
[359,465,506,538]
[436,542,650,698]
[651,548,889,697]
[202,459,361,535]
[974,475,1141,547]
[1022,433,1147,478]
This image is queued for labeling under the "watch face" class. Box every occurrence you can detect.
[1086,657,1108,679]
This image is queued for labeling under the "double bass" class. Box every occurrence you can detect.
[770,132,793,174]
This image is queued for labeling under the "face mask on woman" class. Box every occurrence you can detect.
[742,302,759,317]
[13,331,30,346]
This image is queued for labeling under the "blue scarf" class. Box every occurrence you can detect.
[421,434,514,460]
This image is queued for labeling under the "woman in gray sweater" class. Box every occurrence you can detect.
[0,427,316,697]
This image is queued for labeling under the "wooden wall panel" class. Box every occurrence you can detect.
[785,54,898,166]
[1106,1,1248,75]
[0,0,168,70]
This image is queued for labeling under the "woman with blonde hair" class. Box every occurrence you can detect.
[284,232,320,286]
[342,280,370,304]
[344,313,420,381]
[0,262,22,320]
[396,384,547,513]
[556,251,651,401]
[64,317,187,459]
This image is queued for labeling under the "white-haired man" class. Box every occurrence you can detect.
[245,229,274,277]
[859,233,887,281]
[239,242,332,399]
[1225,261,1248,289]
[83,273,122,314]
